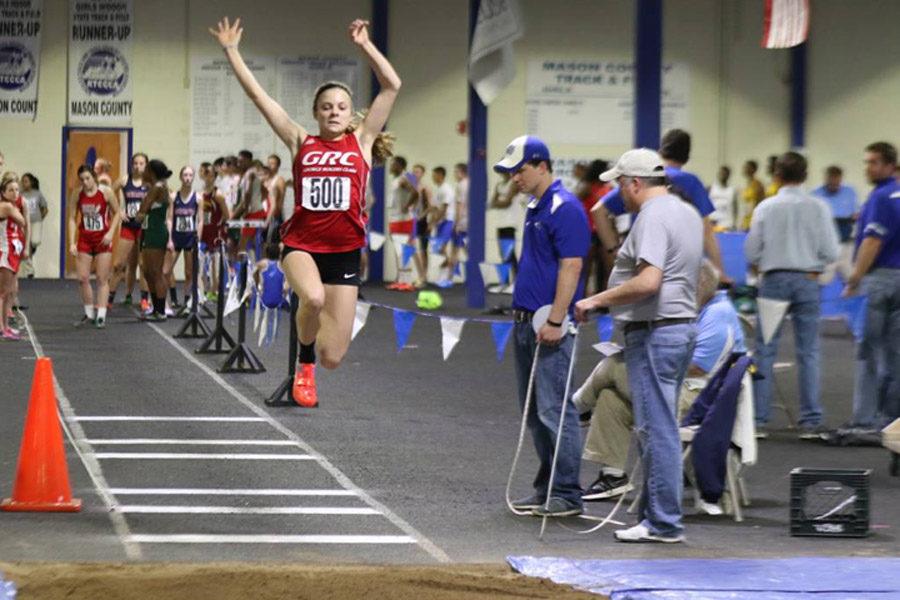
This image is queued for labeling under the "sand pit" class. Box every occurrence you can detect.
[1,562,602,600]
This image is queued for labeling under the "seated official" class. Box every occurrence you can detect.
[573,260,745,501]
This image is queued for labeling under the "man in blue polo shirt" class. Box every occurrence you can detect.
[845,142,900,431]
[813,165,859,242]
[494,135,591,518]
[590,129,729,285]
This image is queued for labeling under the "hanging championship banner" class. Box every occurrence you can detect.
[68,0,133,125]
[0,0,42,119]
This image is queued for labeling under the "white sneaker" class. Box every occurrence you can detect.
[696,499,723,516]
[614,523,684,543]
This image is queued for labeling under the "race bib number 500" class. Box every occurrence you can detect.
[301,177,350,211]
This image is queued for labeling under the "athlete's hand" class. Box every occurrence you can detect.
[167,240,175,252]
[209,17,242,49]
[101,233,114,248]
[69,243,78,258]
[348,19,370,46]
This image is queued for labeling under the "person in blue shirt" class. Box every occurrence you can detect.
[589,129,730,285]
[812,165,859,243]
[844,142,900,431]
[494,135,591,519]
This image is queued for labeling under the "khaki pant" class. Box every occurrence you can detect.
[573,354,698,471]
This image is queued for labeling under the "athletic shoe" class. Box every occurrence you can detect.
[292,363,318,408]
[73,315,92,328]
[165,306,175,317]
[531,497,583,518]
[122,295,133,306]
[140,298,151,313]
[1,328,21,341]
[798,424,830,441]
[205,291,218,302]
[754,426,769,440]
[140,312,166,322]
[582,472,633,501]
[510,493,546,512]
[696,499,723,516]
[614,523,684,543]
[435,279,454,289]
[95,318,106,329]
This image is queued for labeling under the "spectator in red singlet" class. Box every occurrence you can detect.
[0,173,27,340]
[68,165,120,328]
[212,16,400,407]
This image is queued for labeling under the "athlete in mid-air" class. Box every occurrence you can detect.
[211,16,401,407]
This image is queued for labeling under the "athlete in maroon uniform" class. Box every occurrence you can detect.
[68,165,120,328]
[197,162,230,298]
[212,16,400,407]
[0,173,26,340]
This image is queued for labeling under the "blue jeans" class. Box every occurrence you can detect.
[753,272,823,427]
[513,322,583,507]
[624,323,695,538]
[852,269,900,428]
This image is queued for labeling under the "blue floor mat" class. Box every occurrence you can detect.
[508,556,900,599]
[0,573,14,600]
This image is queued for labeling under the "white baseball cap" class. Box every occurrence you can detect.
[599,148,666,182]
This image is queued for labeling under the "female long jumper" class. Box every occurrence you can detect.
[211,17,401,407]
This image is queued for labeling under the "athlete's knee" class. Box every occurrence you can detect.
[319,349,345,370]
[300,291,325,313]
[77,272,91,286]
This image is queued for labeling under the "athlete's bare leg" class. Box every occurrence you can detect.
[141,249,168,300]
[94,252,113,308]
[182,249,194,299]
[109,237,135,298]
[127,241,141,296]
[281,250,325,347]
[0,269,14,331]
[76,252,95,307]
[318,284,357,369]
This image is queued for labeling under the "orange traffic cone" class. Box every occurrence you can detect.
[1,357,81,512]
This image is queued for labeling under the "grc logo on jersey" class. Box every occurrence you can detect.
[302,151,359,168]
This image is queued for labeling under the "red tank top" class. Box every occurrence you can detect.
[1,200,24,257]
[77,188,110,242]
[281,133,369,253]
[201,191,226,246]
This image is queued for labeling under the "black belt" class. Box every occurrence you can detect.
[764,269,820,279]
[623,317,694,335]
[512,309,534,324]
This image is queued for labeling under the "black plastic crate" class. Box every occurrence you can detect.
[789,468,871,537]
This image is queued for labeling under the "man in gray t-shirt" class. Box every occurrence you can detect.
[576,148,703,544]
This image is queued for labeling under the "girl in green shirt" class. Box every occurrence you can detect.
[136,159,172,320]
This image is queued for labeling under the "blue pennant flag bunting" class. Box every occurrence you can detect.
[454,262,462,277]
[495,263,511,285]
[401,244,416,268]
[596,315,614,342]
[393,309,416,352]
[490,321,514,362]
[499,238,516,262]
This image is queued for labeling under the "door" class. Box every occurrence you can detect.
[61,128,131,277]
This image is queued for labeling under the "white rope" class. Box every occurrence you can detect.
[505,339,542,517]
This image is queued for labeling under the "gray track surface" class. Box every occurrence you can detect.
[1,280,897,564]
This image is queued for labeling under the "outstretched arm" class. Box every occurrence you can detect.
[350,19,401,155]
[210,17,307,155]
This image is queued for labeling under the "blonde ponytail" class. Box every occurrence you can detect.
[346,110,396,166]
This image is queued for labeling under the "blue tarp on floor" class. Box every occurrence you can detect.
[0,573,15,600]
[507,556,900,599]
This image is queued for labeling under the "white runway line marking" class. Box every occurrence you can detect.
[72,416,266,422]
[145,321,451,563]
[93,452,316,460]
[109,488,359,496]
[118,505,381,515]
[85,439,296,446]
[128,534,417,545]
[19,313,142,559]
